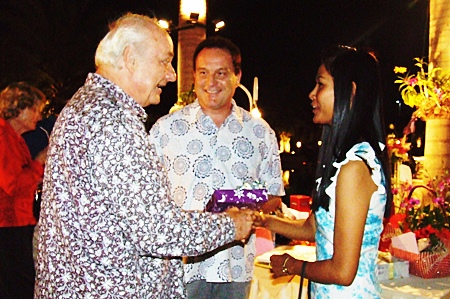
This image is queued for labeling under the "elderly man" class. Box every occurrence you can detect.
[35,13,253,299]
[150,36,285,299]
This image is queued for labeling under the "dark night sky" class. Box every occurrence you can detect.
[0,0,429,138]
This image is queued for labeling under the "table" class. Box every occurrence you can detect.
[249,265,307,299]
[250,245,315,299]
[380,276,450,299]
[250,245,450,299]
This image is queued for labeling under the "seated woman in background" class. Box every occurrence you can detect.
[253,45,392,298]
[0,82,47,299]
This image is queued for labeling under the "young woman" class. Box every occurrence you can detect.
[254,46,392,298]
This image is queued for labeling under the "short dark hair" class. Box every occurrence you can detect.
[193,36,242,75]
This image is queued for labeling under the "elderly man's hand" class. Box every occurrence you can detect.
[225,208,254,241]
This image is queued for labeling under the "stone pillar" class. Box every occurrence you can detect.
[424,0,450,180]
[177,0,206,95]
[429,0,450,69]
[424,119,450,180]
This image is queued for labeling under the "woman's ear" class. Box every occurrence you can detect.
[350,82,357,108]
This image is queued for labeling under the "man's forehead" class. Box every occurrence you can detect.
[197,51,233,65]
[196,65,231,73]
[148,33,173,56]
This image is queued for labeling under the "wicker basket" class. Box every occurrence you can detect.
[409,250,450,278]
[391,241,450,279]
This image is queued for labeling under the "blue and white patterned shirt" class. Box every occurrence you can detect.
[35,73,237,299]
[150,100,285,283]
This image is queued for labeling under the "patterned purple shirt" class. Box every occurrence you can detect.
[35,73,236,298]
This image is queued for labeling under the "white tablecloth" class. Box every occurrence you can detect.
[250,245,450,299]
[250,245,315,299]
[250,265,308,299]
[380,275,450,299]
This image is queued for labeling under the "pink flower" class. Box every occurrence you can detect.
[409,198,420,205]
[392,187,399,195]
[438,181,446,192]
[408,197,420,208]
[434,87,444,99]
[433,197,444,205]
[408,77,418,86]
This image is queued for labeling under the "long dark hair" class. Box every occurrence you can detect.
[311,45,393,218]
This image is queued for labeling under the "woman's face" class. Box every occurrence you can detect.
[16,104,43,133]
[309,64,334,125]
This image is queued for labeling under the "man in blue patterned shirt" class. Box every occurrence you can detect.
[150,36,285,299]
[35,14,254,299]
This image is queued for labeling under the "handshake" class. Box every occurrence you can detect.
[224,196,282,241]
[225,208,256,241]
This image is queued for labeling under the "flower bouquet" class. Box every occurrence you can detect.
[395,58,450,120]
[387,170,450,278]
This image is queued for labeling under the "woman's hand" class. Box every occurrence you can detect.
[261,196,282,214]
[270,253,297,278]
[251,211,267,228]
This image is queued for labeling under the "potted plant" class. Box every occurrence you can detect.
[395,58,450,180]
[388,170,450,278]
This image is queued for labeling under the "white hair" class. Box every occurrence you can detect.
[95,13,162,68]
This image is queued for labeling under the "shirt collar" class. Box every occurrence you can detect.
[87,73,148,123]
[189,99,245,126]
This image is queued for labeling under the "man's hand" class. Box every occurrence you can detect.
[251,211,267,228]
[225,208,254,241]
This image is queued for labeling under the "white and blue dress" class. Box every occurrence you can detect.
[313,142,387,298]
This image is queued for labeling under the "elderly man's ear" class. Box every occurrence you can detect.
[123,46,137,72]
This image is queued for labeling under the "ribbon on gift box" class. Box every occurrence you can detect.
[377,259,410,280]
[206,189,268,213]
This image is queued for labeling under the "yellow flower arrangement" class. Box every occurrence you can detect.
[395,58,450,120]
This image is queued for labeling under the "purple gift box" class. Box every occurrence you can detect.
[206,189,268,213]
